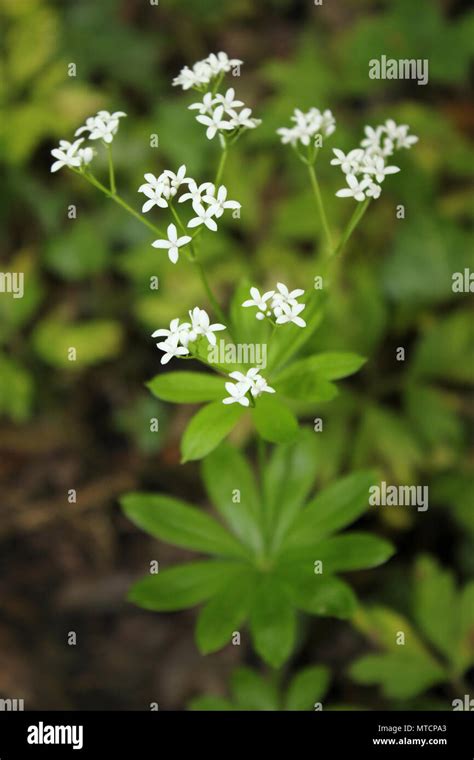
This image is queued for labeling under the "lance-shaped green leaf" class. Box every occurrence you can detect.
[181,401,246,462]
[295,352,367,380]
[282,470,377,548]
[273,374,338,403]
[285,572,357,618]
[413,555,459,664]
[272,352,365,402]
[279,533,394,570]
[127,560,243,611]
[202,444,264,554]
[350,652,446,700]
[457,581,474,673]
[352,606,435,656]
[230,667,280,710]
[285,666,330,710]
[251,394,298,444]
[250,576,297,668]
[147,371,225,403]
[121,492,248,559]
[196,565,257,654]
[265,431,320,551]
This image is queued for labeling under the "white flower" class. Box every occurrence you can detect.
[151,223,192,264]
[385,121,419,150]
[50,139,85,172]
[188,93,217,115]
[151,317,191,345]
[275,302,307,328]
[276,127,300,147]
[214,88,244,111]
[229,368,275,398]
[320,109,336,137]
[172,66,201,90]
[223,381,251,406]
[331,148,365,174]
[188,203,218,232]
[203,185,241,218]
[206,52,242,75]
[365,181,382,200]
[156,335,189,365]
[77,146,94,165]
[138,173,161,192]
[156,174,175,200]
[360,125,384,153]
[361,155,400,183]
[271,282,305,310]
[187,307,226,346]
[179,180,214,209]
[335,173,371,202]
[242,287,275,320]
[173,52,242,90]
[162,164,192,192]
[140,184,169,212]
[196,106,233,140]
[75,116,97,137]
[228,107,261,130]
[89,117,119,143]
[277,107,335,147]
[75,110,126,144]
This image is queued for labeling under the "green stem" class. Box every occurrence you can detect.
[195,259,228,327]
[169,201,187,234]
[257,437,269,558]
[76,169,165,237]
[211,71,225,95]
[329,198,370,260]
[106,143,116,194]
[307,163,333,252]
[215,147,228,186]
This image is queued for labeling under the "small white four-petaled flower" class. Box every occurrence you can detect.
[229,368,275,398]
[152,223,192,263]
[156,335,189,365]
[242,287,275,320]
[196,105,233,140]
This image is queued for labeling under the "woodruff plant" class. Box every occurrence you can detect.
[51,52,418,671]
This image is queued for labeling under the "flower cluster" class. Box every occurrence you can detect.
[50,139,94,173]
[50,110,126,172]
[242,283,306,328]
[75,110,127,143]
[334,119,418,202]
[152,308,226,364]
[223,368,275,407]
[189,88,261,140]
[172,52,243,90]
[277,107,336,148]
[140,166,241,261]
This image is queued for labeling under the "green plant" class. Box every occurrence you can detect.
[189,664,331,711]
[50,49,419,687]
[122,435,393,667]
[350,555,474,704]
